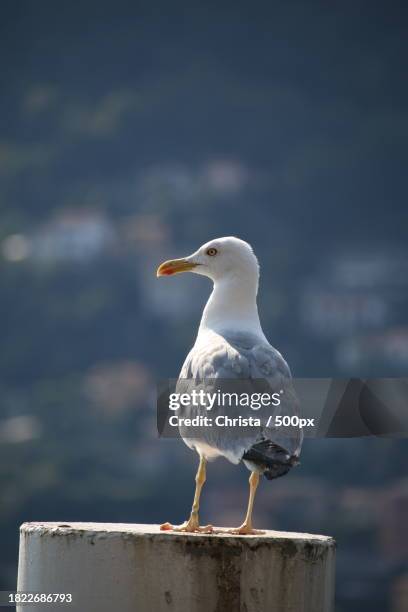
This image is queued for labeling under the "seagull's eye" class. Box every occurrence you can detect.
[206,248,218,256]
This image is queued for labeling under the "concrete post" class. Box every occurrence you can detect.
[17,522,335,612]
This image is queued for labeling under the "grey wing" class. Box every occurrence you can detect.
[177,331,303,464]
[231,334,303,460]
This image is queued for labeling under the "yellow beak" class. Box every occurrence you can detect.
[156,258,198,277]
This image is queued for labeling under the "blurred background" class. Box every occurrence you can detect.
[1,1,407,610]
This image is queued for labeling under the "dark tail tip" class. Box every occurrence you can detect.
[264,455,300,480]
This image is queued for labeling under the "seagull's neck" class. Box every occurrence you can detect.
[198,274,265,340]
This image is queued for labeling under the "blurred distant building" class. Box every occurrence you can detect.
[332,252,408,289]
[301,250,408,337]
[136,159,250,207]
[302,289,387,336]
[337,328,408,371]
[300,250,408,373]
[30,208,116,263]
[0,415,42,444]
[83,360,151,418]
[1,209,116,265]
[202,159,249,195]
[138,163,198,204]
[1,234,31,262]
[120,213,169,250]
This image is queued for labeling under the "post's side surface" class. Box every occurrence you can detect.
[17,522,335,612]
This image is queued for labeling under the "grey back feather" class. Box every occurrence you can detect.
[177,331,303,462]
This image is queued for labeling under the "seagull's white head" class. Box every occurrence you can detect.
[157,237,264,338]
[157,236,259,284]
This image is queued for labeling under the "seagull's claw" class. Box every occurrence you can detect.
[160,522,174,531]
[160,520,213,534]
[224,524,265,535]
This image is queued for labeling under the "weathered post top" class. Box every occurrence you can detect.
[18,522,335,612]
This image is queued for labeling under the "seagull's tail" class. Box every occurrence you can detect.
[242,440,300,481]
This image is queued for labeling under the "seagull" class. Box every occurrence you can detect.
[156,237,302,534]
